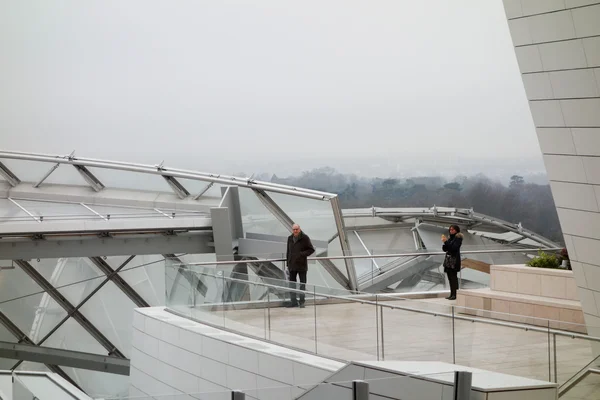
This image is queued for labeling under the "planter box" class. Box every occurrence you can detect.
[490,264,579,301]
[457,264,585,333]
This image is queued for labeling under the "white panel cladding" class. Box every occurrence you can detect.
[570,236,600,266]
[515,46,544,72]
[502,0,600,331]
[503,0,524,19]
[550,181,599,211]
[583,37,600,66]
[549,69,600,98]
[538,40,588,70]
[508,18,533,45]
[560,99,600,127]
[566,0,600,8]
[542,155,587,182]
[536,128,576,154]
[129,307,344,399]
[528,11,577,43]
[582,157,600,184]
[556,208,600,239]
[520,0,566,16]
[572,128,600,155]
[571,4,600,37]
[522,73,554,99]
[528,100,565,127]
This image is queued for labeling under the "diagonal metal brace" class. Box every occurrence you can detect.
[89,257,149,307]
[14,260,125,358]
[0,310,82,390]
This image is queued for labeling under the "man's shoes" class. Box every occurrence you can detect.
[285,302,298,308]
[446,295,456,301]
[299,303,305,308]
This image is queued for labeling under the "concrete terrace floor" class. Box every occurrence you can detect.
[170,297,600,399]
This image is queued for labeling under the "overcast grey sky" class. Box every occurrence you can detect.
[0,1,542,175]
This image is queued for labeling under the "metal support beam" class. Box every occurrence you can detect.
[11,255,137,373]
[353,230,380,270]
[0,161,21,187]
[73,164,105,192]
[0,341,129,375]
[317,259,351,289]
[89,256,149,307]
[194,182,214,200]
[34,163,60,188]
[462,212,560,249]
[210,207,235,261]
[252,189,294,231]
[162,175,190,199]
[14,260,125,358]
[330,196,358,291]
[0,310,81,390]
[0,231,213,259]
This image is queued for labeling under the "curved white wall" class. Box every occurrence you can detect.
[503,0,600,335]
[130,307,344,399]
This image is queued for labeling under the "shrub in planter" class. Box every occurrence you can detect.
[526,250,561,269]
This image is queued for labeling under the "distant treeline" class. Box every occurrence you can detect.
[271,167,563,244]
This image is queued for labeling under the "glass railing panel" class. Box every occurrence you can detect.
[559,369,600,400]
[555,329,600,388]
[312,293,379,361]
[378,296,454,364]
[220,277,269,340]
[452,305,552,382]
[262,285,319,354]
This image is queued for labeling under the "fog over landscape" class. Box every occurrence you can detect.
[1,0,544,182]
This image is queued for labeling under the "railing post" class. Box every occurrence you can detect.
[313,286,318,354]
[231,390,245,400]
[452,305,456,364]
[547,320,551,382]
[453,371,472,400]
[380,305,385,361]
[553,332,557,383]
[375,295,380,361]
[267,292,271,341]
[352,380,369,400]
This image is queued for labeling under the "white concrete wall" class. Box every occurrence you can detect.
[129,307,344,400]
[299,361,557,400]
[502,0,600,335]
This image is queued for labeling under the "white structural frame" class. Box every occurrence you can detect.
[0,150,359,290]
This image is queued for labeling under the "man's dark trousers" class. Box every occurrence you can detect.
[289,270,307,306]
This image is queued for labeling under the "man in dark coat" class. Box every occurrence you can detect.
[285,224,315,308]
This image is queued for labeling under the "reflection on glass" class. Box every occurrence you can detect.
[79,281,136,358]
[238,187,290,238]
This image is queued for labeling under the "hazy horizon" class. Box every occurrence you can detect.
[1,1,544,179]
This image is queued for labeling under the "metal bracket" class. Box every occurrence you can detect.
[73,164,105,192]
[162,175,190,199]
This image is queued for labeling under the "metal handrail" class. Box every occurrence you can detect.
[176,247,564,266]
[186,268,599,343]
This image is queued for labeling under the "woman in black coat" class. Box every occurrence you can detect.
[441,224,463,300]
